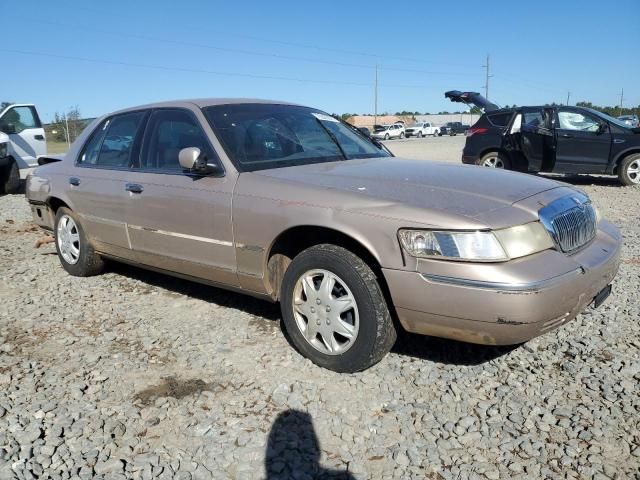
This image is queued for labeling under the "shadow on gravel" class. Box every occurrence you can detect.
[265,410,355,479]
[108,263,517,367]
[391,330,518,366]
[107,262,281,322]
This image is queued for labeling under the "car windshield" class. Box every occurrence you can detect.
[408,123,421,128]
[586,108,633,129]
[203,104,389,172]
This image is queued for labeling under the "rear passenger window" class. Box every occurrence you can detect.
[140,109,216,171]
[78,111,146,167]
[487,112,512,127]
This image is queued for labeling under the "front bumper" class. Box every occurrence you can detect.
[383,221,621,345]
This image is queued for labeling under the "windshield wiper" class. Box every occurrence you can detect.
[314,118,347,160]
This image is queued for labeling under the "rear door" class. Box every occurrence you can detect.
[69,111,148,257]
[0,105,46,170]
[125,107,238,287]
[553,108,611,173]
[518,107,554,172]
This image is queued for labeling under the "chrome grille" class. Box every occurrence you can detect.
[539,193,597,253]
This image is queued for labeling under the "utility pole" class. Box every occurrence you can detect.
[619,88,624,114]
[566,91,571,106]
[482,54,492,100]
[374,64,378,127]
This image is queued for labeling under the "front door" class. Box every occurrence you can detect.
[125,107,238,287]
[553,108,611,173]
[0,105,46,170]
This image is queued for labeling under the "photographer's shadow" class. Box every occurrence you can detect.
[265,410,355,480]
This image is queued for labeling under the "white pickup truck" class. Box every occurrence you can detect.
[0,104,46,193]
[404,121,440,138]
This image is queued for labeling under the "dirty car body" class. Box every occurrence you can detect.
[26,99,621,372]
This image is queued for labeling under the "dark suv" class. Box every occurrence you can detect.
[445,90,640,186]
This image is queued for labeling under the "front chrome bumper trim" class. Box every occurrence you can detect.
[422,268,584,292]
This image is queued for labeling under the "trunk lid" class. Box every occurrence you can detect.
[445,90,500,112]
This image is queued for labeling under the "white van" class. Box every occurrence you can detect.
[0,104,46,193]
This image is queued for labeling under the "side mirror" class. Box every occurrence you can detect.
[598,123,608,134]
[178,147,222,175]
[0,123,16,134]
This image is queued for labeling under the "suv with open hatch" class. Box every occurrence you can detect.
[445,90,640,186]
[26,99,621,372]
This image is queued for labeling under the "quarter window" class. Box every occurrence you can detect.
[140,109,216,171]
[0,106,39,133]
[557,110,599,132]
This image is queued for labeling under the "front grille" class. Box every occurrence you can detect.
[539,194,597,253]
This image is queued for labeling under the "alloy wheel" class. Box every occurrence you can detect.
[627,159,640,184]
[292,269,359,355]
[482,156,505,168]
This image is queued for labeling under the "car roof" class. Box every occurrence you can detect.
[108,98,301,116]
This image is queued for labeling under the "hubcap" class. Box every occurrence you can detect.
[57,215,81,264]
[627,159,640,184]
[292,269,359,355]
[482,156,504,168]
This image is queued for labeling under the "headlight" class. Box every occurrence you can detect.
[399,222,554,262]
[398,230,507,261]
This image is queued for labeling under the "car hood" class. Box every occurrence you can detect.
[253,157,565,228]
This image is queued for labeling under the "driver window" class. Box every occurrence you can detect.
[557,111,599,132]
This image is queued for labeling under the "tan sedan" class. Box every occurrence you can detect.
[26,99,621,372]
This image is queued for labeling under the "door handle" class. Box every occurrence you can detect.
[34,134,44,140]
[125,183,144,194]
[560,133,573,138]
[69,177,80,186]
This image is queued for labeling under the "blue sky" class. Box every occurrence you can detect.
[2,0,639,122]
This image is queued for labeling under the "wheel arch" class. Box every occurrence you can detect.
[265,225,389,302]
[612,148,640,174]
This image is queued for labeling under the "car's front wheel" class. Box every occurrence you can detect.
[280,244,397,372]
[477,151,510,170]
[618,153,640,186]
[54,207,105,277]
[384,133,389,140]
[2,160,20,194]
[399,132,405,139]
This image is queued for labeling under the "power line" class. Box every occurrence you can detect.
[61,4,481,70]
[23,18,474,77]
[0,48,444,90]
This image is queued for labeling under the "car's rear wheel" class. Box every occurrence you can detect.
[384,133,389,140]
[54,207,105,277]
[618,153,640,186]
[477,151,510,170]
[400,132,405,139]
[280,244,397,372]
[2,160,20,194]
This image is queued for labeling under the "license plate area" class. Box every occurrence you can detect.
[593,284,612,309]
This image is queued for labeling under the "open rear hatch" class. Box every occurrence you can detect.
[445,90,500,112]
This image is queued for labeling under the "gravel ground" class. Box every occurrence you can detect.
[1,143,639,479]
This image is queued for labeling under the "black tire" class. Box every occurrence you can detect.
[2,160,20,194]
[54,207,105,277]
[618,153,640,186]
[280,244,397,373]
[476,151,511,170]
[417,131,423,138]
[400,132,405,139]
[384,133,389,140]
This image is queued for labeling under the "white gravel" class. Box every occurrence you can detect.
[1,143,639,479]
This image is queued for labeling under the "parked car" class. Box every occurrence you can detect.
[371,123,405,140]
[26,99,621,372]
[356,126,370,136]
[446,90,640,186]
[0,103,46,193]
[405,122,440,138]
[617,115,639,128]
[439,121,470,136]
